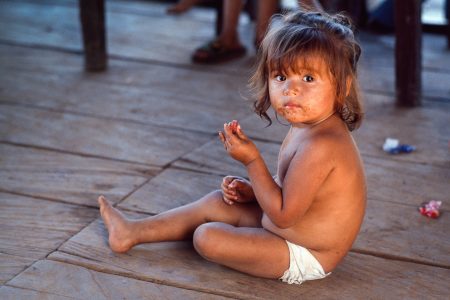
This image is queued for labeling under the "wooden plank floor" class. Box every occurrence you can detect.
[0,0,449,298]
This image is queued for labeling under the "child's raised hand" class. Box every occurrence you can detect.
[221,176,255,205]
[218,120,260,166]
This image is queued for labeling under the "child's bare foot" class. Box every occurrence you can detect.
[98,196,136,253]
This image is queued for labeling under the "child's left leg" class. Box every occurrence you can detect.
[98,193,290,279]
[193,222,290,279]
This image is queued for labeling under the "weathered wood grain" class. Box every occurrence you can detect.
[364,156,449,207]
[0,253,35,285]
[0,193,98,283]
[355,199,450,267]
[354,104,450,166]
[0,0,255,72]
[0,44,254,133]
[0,104,212,166]
[173,138,279,177]
[119,168,223,215]
[0,144,158,206]
[4,260,228,300]
[358,31,450,72]
[49,218,450,299]
[0,286,72,300]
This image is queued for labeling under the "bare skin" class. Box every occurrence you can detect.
[98,55,366,278]
[166,0,198,14]
[99,192,290,278]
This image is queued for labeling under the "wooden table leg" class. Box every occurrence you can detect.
[394,0,422,107]
[215,0,223,36]
[446,0,450,49]
[79,0,107,72]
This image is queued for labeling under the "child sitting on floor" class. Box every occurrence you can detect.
[98,10,366,284]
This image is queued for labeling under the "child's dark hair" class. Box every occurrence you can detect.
[250,10,363,131]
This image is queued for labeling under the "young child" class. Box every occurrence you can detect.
[98,10,366,285]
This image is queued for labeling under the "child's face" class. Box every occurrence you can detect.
[268,55,336,126]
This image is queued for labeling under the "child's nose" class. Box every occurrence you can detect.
[283,80,299,96]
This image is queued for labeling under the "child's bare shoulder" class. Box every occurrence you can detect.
[303,121,356,162]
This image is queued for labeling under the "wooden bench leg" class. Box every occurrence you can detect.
[79,0,107,72]
[395,0,422,107]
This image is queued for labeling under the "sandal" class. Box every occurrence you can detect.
[192,40,247,64]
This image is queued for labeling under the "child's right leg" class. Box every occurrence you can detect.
[98,190,262,253]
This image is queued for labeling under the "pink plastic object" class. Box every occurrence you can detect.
[419,200,442,219]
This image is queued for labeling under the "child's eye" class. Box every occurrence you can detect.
[303,75,314,82]
[275,75,286,81]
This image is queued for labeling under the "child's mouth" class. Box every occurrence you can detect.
[284,102,302,109]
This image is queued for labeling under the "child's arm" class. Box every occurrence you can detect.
[219,122,333,228]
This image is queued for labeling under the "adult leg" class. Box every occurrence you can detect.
[167,0,198,14]
[192,0,246,63]
[98,191,262,253]
[254,0,278,48]
[217,0,245,48]
[193,222,290,278]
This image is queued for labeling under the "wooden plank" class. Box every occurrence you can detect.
[357,64,449,101]
[364,156,449,207]
[0,144,157,206]
[0,44,253,133]
[353,104,450,166]
[0,286,71,300]
[119,168,222,215]
[0,0,254,72]
[79,0,107,71]
[355,198,450,268]
[0,253,35,285]
[5,260,228,300]
[0,193,97,283]
[49,218,450,298]
[395,0,422,106]
[358,32,450,73]
[0,104,212,166]
[173,138,279,176]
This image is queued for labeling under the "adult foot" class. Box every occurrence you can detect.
[192,40,246,64]
[166,0,196,15]
[98,196,136,253]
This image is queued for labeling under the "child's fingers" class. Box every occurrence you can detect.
[221,193,235,205]
[223,123,235,142]
[236,124,248,140]
[218,131,226,144]
[223,175,239,185]
[221,181,237,197]
[219,131,232,150]
[222,190,237,201]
